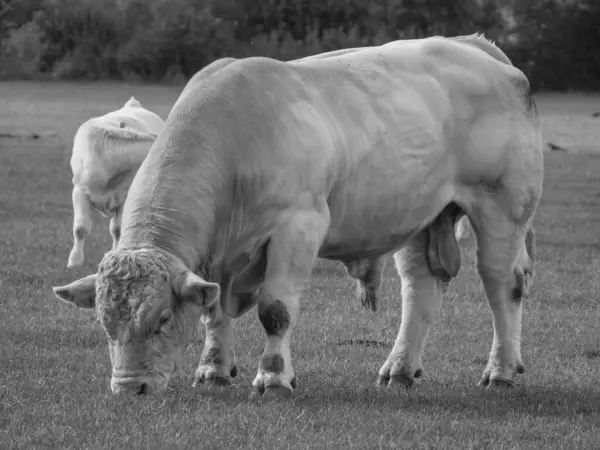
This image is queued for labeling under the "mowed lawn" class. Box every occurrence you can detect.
[1,81,600,450]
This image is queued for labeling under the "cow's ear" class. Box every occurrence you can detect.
[125,96,141,108]
[175,271,220,308]
[52,274,97,309]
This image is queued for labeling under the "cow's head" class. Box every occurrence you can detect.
[52,248,219,395]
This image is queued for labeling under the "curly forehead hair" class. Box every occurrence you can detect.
[97,248,173,286]
[96,249,175,337]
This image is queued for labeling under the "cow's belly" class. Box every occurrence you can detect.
[319,147,457,261]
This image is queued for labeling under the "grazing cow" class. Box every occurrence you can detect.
[67,97,164,267]
[52,33,543,397]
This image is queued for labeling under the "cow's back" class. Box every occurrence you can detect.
[70,101,164,202]
[123,37,537,265]
[148,36,528,201]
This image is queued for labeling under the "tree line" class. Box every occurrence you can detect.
[1,0,598,91]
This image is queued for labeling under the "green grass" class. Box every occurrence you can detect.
[1,81,600,449]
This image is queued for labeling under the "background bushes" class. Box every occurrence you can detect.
[0,0,598,90]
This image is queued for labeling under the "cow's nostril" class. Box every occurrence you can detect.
[138,383,148,395]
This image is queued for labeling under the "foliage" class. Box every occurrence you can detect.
[505,0,600,91]
[0,0,598,90]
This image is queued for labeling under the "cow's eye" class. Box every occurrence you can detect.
[155,310,172,334]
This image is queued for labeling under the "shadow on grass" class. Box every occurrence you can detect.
[538,240,600,251]
[169,373,600,420]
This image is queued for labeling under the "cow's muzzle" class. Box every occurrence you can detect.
[110,374,163,396]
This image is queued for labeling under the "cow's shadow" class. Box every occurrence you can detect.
[175,374,600,419]
[291,383,600,419]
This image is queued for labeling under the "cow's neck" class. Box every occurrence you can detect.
[120,133,226,276]
[140,207,211,274]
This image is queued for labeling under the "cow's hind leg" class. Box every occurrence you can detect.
[68,185,95,268]
[377,232,447,388]
[343,257,386,311]
[472,197,537,388]
[193,302,238,387]
[378,204,462,388]
[251,202,330,398]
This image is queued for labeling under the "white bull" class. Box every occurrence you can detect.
[53,34,543,398]
[67,97,164,267]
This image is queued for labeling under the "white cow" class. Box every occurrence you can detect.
[53,34,543,397]
[67,97,164,267]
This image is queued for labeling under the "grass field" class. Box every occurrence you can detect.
[1,81,600,449]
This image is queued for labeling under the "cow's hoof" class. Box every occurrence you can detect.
[249,378,295,401]
[377,373,413,389]
[478,370,491,387]
[192,374,231,388]
[377,367,420,388]
[192,365,237,388]
[478,371,515,389]
[478,363,523,388]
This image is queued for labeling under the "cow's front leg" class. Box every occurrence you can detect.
[109,207,122,250]
[378,230,449,388]
[68,185,95,268]
[252,203,330,398]
[193,302,238,387]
